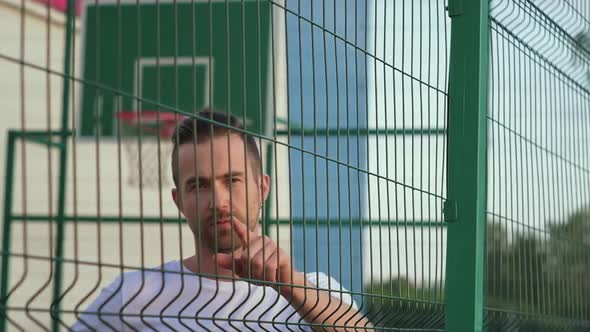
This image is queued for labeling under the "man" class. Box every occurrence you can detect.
[72,110,370,331]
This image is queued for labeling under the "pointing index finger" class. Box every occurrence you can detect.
[231,217,256,246]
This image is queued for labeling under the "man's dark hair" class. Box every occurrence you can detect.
[171,109,262,187]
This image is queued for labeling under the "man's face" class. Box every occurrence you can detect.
[173,133,269,253]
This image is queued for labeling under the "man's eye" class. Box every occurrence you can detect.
[198,183,209,190]
[231,177,241,183]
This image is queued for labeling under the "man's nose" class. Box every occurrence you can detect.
[208,184,230,210]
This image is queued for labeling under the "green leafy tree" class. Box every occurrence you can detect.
[364,208,590,330]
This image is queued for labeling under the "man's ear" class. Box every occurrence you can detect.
[172,188,181,210]
[260,174,270,202]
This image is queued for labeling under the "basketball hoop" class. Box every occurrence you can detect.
[115,111,185,188]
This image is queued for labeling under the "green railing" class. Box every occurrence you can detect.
[1,0,588,331]
[445,0,489,331]
[484,0,590,330]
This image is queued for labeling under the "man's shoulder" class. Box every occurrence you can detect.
[304,271,333,287]
[304,272,358,309]
[99,260,195,310]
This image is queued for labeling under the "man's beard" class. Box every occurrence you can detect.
[204,222,242,253]
[198,209,260,253]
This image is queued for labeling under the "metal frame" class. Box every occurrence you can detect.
[0,131,73,332]
[0,0,491,331]
[444,0,490,331]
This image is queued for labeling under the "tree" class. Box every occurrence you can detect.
[363,208,590,330]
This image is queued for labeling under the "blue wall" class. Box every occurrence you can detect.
[285,0,369,304]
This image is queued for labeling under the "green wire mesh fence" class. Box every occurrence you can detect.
[0,0,588,331]
[485,0,590,330]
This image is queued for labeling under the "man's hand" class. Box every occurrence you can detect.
[213,218,373,331]
[214,218,296,293]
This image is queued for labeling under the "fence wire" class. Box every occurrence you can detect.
[486,0,590,330]
[0,0,449,331]
[0,0,588,331]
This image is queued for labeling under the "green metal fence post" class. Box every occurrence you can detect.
[50,0,75,330]
[0,132,17,332]
[263,143,274,237]
[444,0,490,331]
